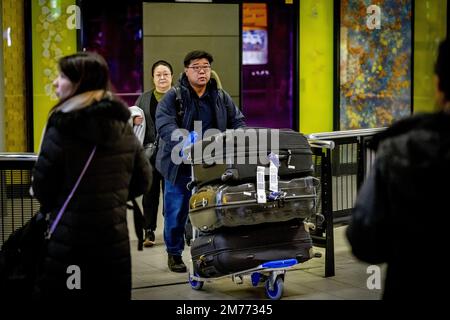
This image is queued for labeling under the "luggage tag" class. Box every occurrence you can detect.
[256,166,266,203]
[268,153,279,192]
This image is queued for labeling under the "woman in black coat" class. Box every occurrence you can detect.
[32,52,152,300]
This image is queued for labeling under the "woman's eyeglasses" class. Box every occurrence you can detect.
[154,73,171,79]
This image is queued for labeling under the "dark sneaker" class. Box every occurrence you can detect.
[168,254,187,273]
[143,229,155,248]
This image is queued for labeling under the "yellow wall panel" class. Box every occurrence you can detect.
[299,0,334,134]
[32,0,77,152]
[414,0,447,114]
[2,0,27,152]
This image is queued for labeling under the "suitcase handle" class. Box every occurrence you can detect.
[277,150,292,165]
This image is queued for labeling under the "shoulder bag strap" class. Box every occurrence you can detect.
[46,146,97,239]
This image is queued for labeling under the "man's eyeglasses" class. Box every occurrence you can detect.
[187,65,211,72]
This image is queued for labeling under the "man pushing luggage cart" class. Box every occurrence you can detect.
[185,128,322,300]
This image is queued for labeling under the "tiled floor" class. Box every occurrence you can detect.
[128,208,385,300]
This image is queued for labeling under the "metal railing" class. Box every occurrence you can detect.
[307,128,385,277]
[0,153,39,246]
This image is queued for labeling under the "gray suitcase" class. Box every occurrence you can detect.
[189,176,319,232]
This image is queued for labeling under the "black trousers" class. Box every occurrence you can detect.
[142,167,164,231]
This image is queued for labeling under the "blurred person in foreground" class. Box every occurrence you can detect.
[346,38,450,300]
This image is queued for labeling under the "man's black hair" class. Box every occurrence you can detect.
[435,38,450,101]
[183,50,213,67]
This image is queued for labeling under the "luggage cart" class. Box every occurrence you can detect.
[188,258,304,300]
[184,142,321,300]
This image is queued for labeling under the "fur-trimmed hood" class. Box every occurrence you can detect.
[48,97,131,146]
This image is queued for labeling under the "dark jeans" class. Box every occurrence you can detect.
[163,175,191,256]
[142,167,164,231]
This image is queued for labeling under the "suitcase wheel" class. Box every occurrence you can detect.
[189,273,204,290]
[265,276,284,300]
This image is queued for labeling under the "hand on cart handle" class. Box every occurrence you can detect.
[180,131,199,161]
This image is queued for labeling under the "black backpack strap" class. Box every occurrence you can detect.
[173,86,184,127]
[218,88,233,128]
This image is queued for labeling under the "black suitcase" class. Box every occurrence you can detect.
[190,220,313,278]
[189,128,313,187]
[189,177,319,232]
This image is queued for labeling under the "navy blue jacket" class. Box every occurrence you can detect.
[155,74,245,184]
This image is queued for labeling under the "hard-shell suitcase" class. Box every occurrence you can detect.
[188,128,313,187]
[190,220,313,278]
[189,176,319,232]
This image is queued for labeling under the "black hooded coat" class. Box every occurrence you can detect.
[347,111,450,300]
[32,97,152,300]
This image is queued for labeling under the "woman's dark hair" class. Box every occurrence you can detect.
[57,51,111,100]
[151,60,173,76]
[183,50,213,67]
[435,38,450,101]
